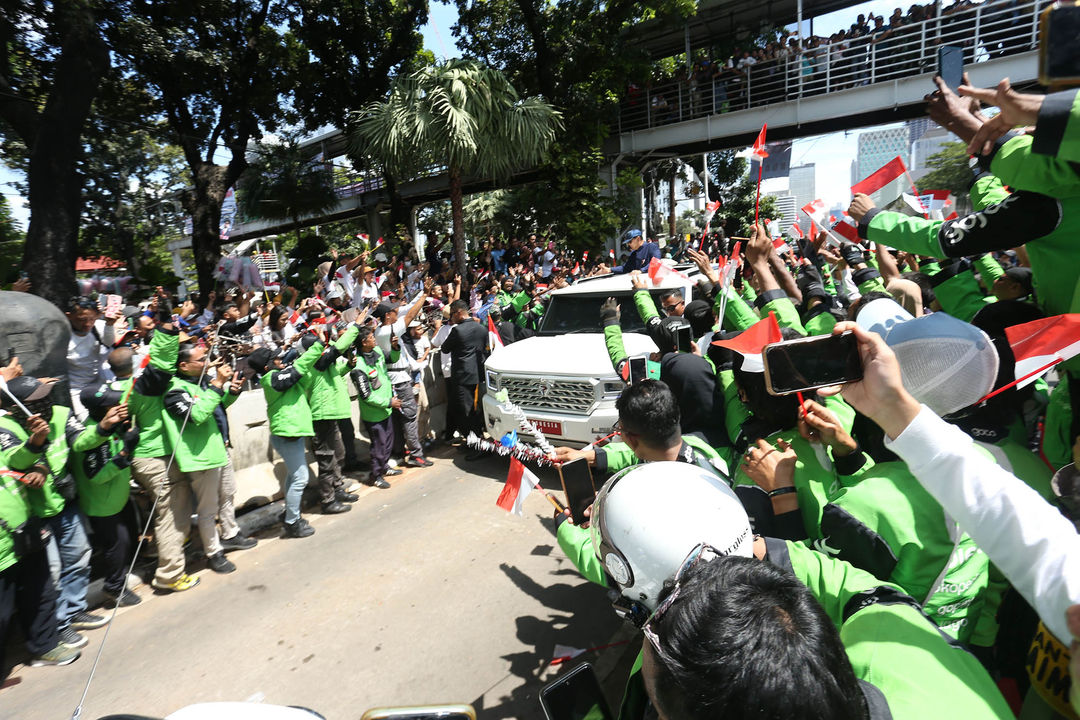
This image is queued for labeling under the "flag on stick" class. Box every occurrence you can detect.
[711,312,782,373]
[736,124,768,226]
[488,314,504,352]
[496,457,541,516]
[702,199,722,243]
[647,257,688,285]
[851,156,910,207]
[1003,314,1080,390]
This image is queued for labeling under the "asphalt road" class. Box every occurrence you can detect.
[0,449,631,720]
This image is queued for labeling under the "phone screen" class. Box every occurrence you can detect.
[937,45,963,92]
[675,325,692,354]
[559,458,596,526]
[540,663,614,720]
[763,331,863,395]
[1041,5,1080,84]
[627,356,647,385]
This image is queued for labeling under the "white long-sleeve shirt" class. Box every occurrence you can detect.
[886,406,1080,643]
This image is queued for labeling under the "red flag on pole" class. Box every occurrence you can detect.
[831,218,860,244]
[487,314,504,352]
[851,156,910,206]
[1004,314,1080,389]
[496,457,541,516]
[711,312,782,373]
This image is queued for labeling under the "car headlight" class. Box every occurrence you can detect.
[485,369,500,391]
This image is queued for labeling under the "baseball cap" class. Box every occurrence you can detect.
[2,376,53,405]
[683,300,714,337]
[372,301,400,320]
[1003,267,1034,294]
[622,229,643,246]
[246,347,275,373]
[80,383,125,422]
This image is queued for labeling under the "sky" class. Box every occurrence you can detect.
[1,0,930,231]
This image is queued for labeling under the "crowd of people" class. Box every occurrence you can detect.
[1,69,1079,720]
[550,76,1080,719]
[633,0,1036,126]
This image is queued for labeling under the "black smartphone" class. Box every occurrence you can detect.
[1040,3,1080,86]
[762,331,863,396]
[675,324,692,354]
[627,356,647,385]
[937,45,963,92]
[559,457,596,526]
[539,663,614,720]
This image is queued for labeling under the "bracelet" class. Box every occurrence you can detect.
[768,486,798,498]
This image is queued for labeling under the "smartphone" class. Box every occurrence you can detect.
[539,663,614,720]
[627,356,647,385]
[762,331,863,396]
[559,457,596,526]
[360,705,475,720]
[1040,3,1080,86]
[937,45,963,92]
[675,325,692,354]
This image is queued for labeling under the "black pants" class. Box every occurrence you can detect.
[312,419,346,504]
[364,417,394,481]
[87,514,131,596]
[336,417,359,467]
[454,381,483,438]
[0,549,58,678]
[443,376,460,439]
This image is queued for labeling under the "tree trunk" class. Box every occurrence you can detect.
[668,175,677,238]
[184,163,232,295]
[449,165,468,286]
[12,3,109,307]
[384,171,412,240]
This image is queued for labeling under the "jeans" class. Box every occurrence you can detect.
[44,503,91,631]
[271,435,309,524]
[392,381,423,459]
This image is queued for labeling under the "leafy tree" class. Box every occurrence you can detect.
[915,141,973,197]
[350,59,562,281]
[417,201,452,245]
[238,136,340,247]
[704,151,777,239]
[109,0,300,294]
[0,0,110,305]
[0,195,24,283]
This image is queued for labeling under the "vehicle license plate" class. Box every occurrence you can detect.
[530,419,563,436]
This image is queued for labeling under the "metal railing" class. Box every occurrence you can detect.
[619,0,1042,132]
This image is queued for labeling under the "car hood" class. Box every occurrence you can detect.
[485,333,658,378]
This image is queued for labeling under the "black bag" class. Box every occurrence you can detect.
[0,515,45,560]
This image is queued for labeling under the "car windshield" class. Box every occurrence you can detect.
[537,290,678,336]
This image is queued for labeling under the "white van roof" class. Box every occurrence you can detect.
[555,263,699,296]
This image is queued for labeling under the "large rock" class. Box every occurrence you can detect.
[0,290,69,380]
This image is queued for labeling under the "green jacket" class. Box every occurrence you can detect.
[0,466,31,573]
[260,340,325,437]
[129,327,180,458]
[593,434,730,480]
[354,346,397,423]
[163,376,238,472]
[0,406,110,518]
[1031,88,1080,164]
[309,325,359,422]
[74,431,135,518]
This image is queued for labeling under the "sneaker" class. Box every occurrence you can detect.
[335,489,359,503]
[368,477,391,490]
[104,588,142,608]
[283,518,315,538]
[30,644,81,667]
[387,458,400,468]
[404,456,433,468]
[385,468,403,477]
[69,612,109,630]
[220,533,258,552]
[58,627,87,649]
[207,551,237,574]
[151,574,201,593]
[321,500,352,515]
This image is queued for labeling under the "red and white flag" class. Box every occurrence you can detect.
[647,257,688,285]
[496,457,541,516]
[831,217,860,244]
[487,314,504,352]
[375,236,385,247]
[703,199,721,237]
[788,224,804,240]
[851,156,910,207]
[801,199,828,226]
[711,312,782,373]
[736,124,769,161]
[1005,314,1080,389]
[772,237,793,256]
[905,189,956,221]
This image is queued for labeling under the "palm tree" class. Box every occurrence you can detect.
[349,59,562,281]
[238,136,340,247]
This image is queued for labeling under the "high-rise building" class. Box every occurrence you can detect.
[905,117,934,144]
[788,164,816,210]
[765,192,798,231]
[855,126,910,183]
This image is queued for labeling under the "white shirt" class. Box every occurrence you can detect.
[67,319,115,391]
[886,406,1080,644]
[375,319,410,384]
[432,324,453,378]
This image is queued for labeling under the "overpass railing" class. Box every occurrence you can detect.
[619,0,1042,132]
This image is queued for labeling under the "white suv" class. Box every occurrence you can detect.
[481,267,696,448]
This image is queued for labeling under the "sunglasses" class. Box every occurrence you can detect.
[642,542,724,658]
[661,299,684,314]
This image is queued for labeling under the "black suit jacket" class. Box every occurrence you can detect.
[441,319,488,385]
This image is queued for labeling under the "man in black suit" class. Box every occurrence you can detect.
[435,299,488,459]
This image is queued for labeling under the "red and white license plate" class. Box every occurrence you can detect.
[529,419,563,436]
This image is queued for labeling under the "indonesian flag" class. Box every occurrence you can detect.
[736,124,769,160]
[703,199,721,237]
[801,199,828,226]
[572,261,580,275]
[852,156,909,207]
[711,312,782,373]
[647,257,688,285]
[583,251,589,262]
[356,233,369,242]
[831,217,860,244]
[609,248,616,263]
[488,314,504,352]
[906,189,956,221]
[496,457,541,516]
[375,236,385,247]
[772,237,793,256]
[1004,314,1080,389]
[788,224,804,240]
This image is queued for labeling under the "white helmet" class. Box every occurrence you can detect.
[590,461,754,626]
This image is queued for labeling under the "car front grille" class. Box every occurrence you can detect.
[500,377,595,414]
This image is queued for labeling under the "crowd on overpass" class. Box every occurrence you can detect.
[2,70,1080,720]
[634,0,1036,125]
